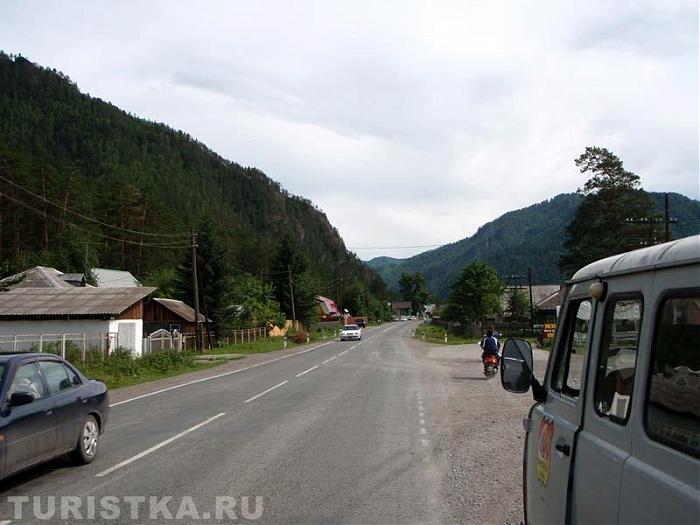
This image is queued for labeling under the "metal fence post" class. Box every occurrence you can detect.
[39,334,43,352]
[12,335,17,352]
[81,334,87,361]
[61,334,66,358]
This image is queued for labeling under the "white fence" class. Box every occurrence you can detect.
[0,333,118,360]
[217,327,267,346]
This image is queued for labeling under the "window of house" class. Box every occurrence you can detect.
[551,299,592,398]
[646,293,700,458]
[594,297,643,423]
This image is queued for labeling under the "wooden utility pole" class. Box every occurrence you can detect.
[191,228,202,351]
[527,267,534,329]
[288,264,296,323]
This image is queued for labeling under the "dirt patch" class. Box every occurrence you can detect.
[407,336,549,524]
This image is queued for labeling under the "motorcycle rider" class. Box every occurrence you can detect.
[480,328,500,360]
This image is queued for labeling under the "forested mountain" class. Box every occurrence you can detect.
[0,53,386,318]
[368,192,700,299]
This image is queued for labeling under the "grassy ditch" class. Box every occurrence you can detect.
[67,348,218,390]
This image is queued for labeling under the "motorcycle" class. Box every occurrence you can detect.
[482,353,500,379]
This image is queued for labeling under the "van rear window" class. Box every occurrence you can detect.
[646,293,700,458]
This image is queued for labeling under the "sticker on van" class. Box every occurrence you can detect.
[536,417,554,487]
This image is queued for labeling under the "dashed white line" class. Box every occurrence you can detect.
[322,356,337,364]
[110,341,336,407]
[421,438,430,447]
[244,380,289,403]
[296,365,319,378]
[338,350,348,356]
[420,418,425,426]
[420,428,427,435]
[95,413,225,477]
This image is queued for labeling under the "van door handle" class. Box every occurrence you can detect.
[45,410,53,416]
[555,439,570,456]
[78,397,87,405]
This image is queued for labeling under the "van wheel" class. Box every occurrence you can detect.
[71,415,99,464]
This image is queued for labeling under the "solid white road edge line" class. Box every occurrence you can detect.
[109,341,336,408]
[337,350,347,356]
[95,413,226,477]
[295,365,319,378]
[321,356,336,364]
[244,380,289,403]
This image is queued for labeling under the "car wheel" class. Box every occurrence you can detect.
[71,415,99,465]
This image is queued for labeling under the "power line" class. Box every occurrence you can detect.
[348,244,443,250]
[0,174,190,238]
[1,191,191,248]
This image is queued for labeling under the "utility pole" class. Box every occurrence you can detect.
[191,227,202,351]
[364,280,370,320]
[664,192,670,243]
[288,264,296,323]
[527,267,534,329]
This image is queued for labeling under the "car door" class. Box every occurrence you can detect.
[37,360,85,452]
[2,362,57,474]
[570,274,647,524]
[525,281,594,524]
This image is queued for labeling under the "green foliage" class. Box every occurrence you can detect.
[506,288,530,318]
[0,53,389,324]
[140,267,179,298]
[398,272,430,314]
[220,274,285,329]
[269,236,319,323]
[559,147,656,277]
[445,261,502,324]
[576,146,642,194]
[66,348,207,390]
[369,192,700,298]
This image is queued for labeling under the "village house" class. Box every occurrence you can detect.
[143,298,209,337]
[0,287,155,354]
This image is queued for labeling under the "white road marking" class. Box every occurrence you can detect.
[419,411,424,418]
[338,350,348,356]
[244,380,289,403]
[0,520,13,525]
[110,341,335,407]
[420,428,427,435]
[296,365,319,378]
[95,413,225,477]
[420,419,425,425]
[322,356,337,364]
[421,439,429,447]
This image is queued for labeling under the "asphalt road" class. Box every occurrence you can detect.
[0,323,544,524]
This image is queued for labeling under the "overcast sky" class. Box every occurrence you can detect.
[2,1,698,259]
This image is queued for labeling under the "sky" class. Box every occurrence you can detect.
[1,0,698,259]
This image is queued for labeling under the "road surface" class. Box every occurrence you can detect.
[0,323,546,524]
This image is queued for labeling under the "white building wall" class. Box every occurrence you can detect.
[108,319,143,356]
[0,318,143,356]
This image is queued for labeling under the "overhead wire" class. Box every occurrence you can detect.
[0,174,190,238]
[1,191,191,249]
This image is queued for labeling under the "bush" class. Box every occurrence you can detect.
[292,331,307,344]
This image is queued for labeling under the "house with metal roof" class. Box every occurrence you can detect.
[0,287,155,355]
[0,266,85,289]
[143,298,209,337]
[92,268,140,288]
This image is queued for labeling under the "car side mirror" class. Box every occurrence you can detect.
[8,391,36,407]
[501,338,534,394]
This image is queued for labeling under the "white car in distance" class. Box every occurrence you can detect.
[340,324,362,341]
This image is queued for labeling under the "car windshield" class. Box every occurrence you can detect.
[343,325,359,330]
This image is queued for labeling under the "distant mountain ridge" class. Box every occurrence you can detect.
[367,192,700,299]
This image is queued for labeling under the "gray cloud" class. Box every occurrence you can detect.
[1,0,697,259]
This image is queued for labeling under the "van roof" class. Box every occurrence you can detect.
[570,234,700,283]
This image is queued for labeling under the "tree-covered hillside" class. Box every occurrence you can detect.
[0,53,388,320]
[368,192,700,298]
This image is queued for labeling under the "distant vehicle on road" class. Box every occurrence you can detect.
[0,353,109,481]
[340,324,362,341]
[499,236,700,525]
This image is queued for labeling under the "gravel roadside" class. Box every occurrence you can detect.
[406,333,549,524]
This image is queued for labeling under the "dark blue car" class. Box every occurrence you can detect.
[0,353,109,479]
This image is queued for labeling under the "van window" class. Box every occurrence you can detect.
[646,293,700,458]
[594,298,643,423]
[551,299,592,398]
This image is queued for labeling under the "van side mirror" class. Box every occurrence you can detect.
[501,338,534,393]
[8,391,36,407]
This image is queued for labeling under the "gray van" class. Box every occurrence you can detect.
[500,235,700,524]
